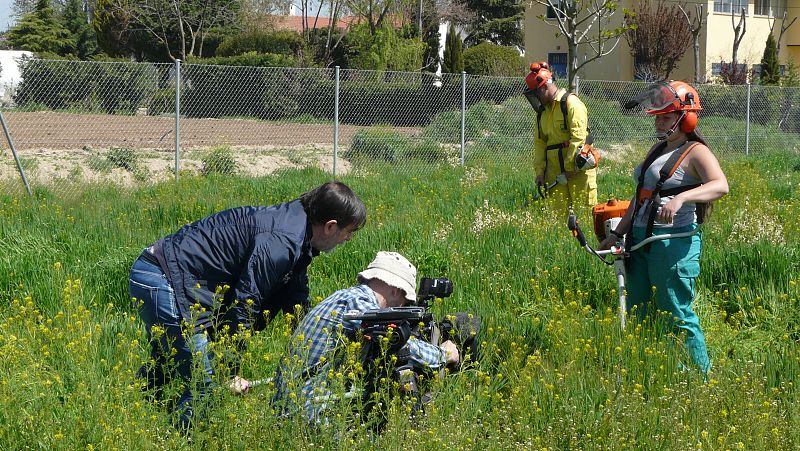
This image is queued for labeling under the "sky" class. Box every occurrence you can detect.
[0,0,13,32]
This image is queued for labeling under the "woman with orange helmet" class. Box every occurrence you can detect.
[599,80,729,374]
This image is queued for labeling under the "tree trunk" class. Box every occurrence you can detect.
[693,36,701,83]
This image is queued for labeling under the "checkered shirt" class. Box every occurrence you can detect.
[273,284,446,422]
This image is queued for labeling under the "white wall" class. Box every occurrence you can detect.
[0,50,33,101]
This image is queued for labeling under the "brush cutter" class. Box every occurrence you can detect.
[567,200,699,330]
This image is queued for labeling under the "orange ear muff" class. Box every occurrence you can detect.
[680,111,697,133]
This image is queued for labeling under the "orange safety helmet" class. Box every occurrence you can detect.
[645,81,702,133]
[529,61,549,73]
[525,68,553,91]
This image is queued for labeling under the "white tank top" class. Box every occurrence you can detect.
[633,144,702,229]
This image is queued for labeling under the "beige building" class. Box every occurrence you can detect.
[524,0,800,82]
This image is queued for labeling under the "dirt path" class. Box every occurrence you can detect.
[1,111,422,150]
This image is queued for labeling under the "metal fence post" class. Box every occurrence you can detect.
[1,110,32,196]
[575,75,580,95]
[334,66,340,178]
[745,81,751,156]
[461,71,466,166]
[174,59,182,181]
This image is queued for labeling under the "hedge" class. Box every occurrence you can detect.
[463,43,523,77]
[14,57,159,114]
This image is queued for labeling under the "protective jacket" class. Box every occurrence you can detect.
[533,89,591,180]
[153,200,315,334]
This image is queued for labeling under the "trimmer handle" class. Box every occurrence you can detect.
[567,214,587,247]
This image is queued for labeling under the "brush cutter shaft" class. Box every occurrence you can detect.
[569,212,700,330]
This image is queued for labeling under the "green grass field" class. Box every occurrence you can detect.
[1,148,799,449]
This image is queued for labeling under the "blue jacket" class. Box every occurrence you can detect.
[154,200,315,334]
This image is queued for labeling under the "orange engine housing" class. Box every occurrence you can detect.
[592,199,631,241]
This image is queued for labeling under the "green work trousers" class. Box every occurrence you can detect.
[626,224,710,373]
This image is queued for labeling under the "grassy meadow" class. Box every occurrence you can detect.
[1,146,799,450]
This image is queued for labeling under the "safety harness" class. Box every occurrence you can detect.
[625,140,703,252]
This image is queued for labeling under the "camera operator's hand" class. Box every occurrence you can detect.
[440,340,460,365]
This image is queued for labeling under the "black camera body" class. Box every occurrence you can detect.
[416,277,453,307]
[342,277,479,425]
[343,277,454,361]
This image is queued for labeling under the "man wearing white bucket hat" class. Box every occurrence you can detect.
[273,251,460,423]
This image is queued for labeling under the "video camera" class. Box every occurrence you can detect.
[341,277,479,424]
[342,277,478,367]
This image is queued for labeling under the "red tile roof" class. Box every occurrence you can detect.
[273,15,360,32]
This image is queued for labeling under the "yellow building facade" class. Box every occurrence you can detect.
[524,0,800,82]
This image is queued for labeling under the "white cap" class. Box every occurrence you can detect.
[358,251,417,302]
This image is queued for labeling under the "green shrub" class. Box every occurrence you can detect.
[182,53,301,120]
[405,139,447,162]
[347,23,425,71]
[347,128,449,163]
[148,87,175,115]
[347,127,410,161]
[463,43,523,76]
[185,52,295,68]
[14,57,158,114]
[202,146,237,176]
[106,147,138,171]
[216,30,306,59]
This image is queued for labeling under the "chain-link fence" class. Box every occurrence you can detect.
[1,58,799,197]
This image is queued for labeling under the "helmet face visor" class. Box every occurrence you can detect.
[639,82,679,113]
[523,86,544,113]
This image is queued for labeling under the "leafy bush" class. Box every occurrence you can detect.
[347,23,425,71]
[148,87,175,115]
[347,127,411,161]
[202,146,237,176]
[107,147,138,171]
[404,139,447,162]
[181,53,302,119]
[347,128,446,162]
[463,43,523,77]
[216,30,306,60]
[14,57,158,114]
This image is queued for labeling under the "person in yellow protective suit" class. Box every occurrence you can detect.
[526,68,597,214]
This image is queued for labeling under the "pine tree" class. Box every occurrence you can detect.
[760,32,780,85]
[782,59,799,87]
[442,23,463,74]
[6,0,72,54]
[63,0,98,59]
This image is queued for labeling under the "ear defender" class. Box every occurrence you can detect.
[680,111,698,133]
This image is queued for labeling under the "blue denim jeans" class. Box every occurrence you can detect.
[129,253,214,428]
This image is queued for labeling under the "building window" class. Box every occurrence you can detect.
[711,63,722,76]
[754,0,784,16]
[751,64,762,77]
[714,0,748,14]
[546,0,565,19]
[548,53,567,78]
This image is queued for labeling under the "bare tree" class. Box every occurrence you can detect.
[105,0,240,61]
[624,0,692,82]
[437,0,475,25]
[536,0,634,91]
[679,3,705,84]
[240,0,286,30]
[344,0,401,34]
[775,10,797,53]
[731,6,746,67]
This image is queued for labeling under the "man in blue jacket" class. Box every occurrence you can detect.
[128,181,366,429]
